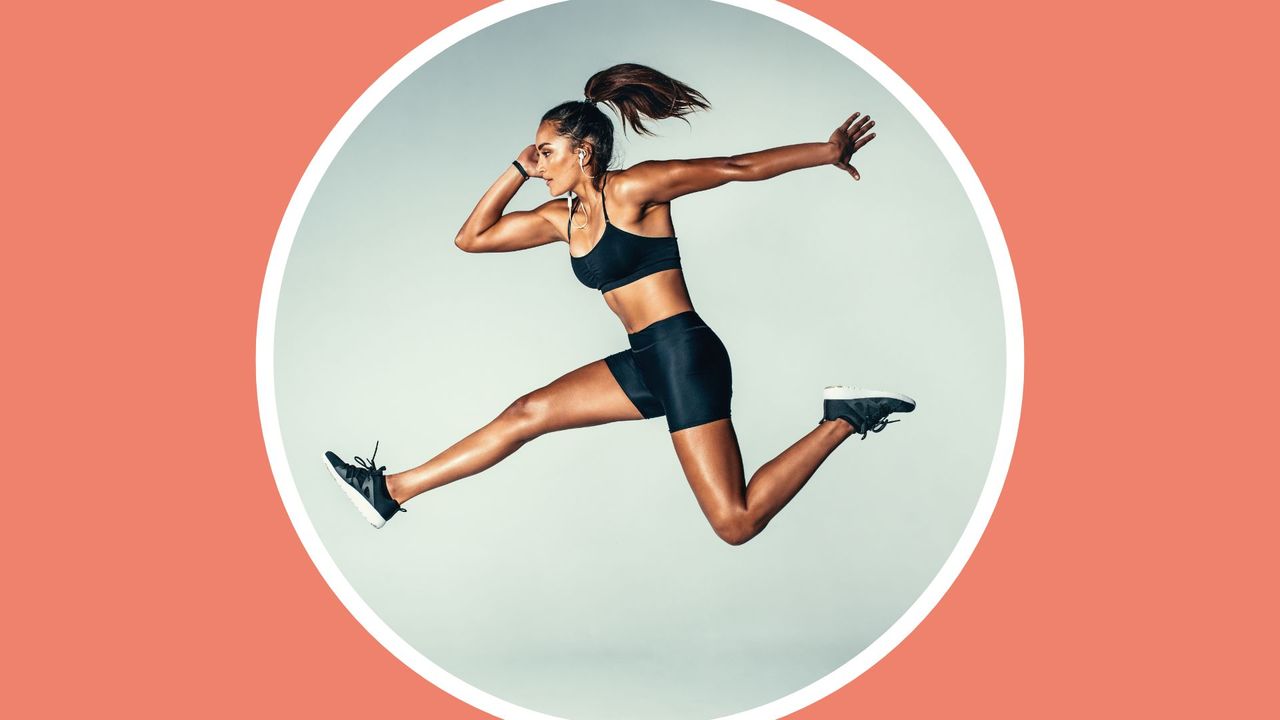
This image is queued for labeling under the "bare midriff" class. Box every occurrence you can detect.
[602,268,695,334]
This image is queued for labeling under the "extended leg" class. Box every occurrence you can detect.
[670,418,857,545]
[384,358,645,504]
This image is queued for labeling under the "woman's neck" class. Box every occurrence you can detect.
[570,174,603,210]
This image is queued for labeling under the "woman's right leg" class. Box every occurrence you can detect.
[384,356,647,504]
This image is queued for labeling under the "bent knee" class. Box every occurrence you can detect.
[708,512,758,546]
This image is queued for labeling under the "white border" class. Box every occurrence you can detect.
[255,1,1023,718]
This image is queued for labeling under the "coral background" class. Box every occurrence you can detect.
[4,1,1275,717]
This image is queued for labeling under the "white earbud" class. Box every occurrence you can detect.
[576,148,595,179]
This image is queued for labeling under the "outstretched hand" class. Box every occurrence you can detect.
[828,112,876,181]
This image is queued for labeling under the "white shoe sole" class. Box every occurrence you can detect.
[823,385,916,406]
[323,454,388,529]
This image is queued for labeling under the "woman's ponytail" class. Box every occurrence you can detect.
[585,63,710,137]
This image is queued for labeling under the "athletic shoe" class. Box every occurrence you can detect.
[323,441,405,528]
[822,386,917,439]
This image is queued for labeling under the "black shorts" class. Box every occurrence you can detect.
[604,310,733,433]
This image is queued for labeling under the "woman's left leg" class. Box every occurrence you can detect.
[670,417,857,545]
[630,311,857,544]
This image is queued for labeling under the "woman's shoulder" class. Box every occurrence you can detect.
[606,165,639,189]
[533,196,571,217]
[606,168,675,231]
[605,166,659,207]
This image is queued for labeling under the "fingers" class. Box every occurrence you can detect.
[847,115,874,141]
[835,110,874,181]
[834,159,860,181]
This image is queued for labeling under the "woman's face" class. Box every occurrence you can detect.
[534,121,588,196]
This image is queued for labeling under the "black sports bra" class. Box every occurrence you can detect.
[568,171,682,293]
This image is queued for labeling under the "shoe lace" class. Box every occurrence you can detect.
[351,441,407,513]
[850,404,900,440]
[863,416,899,439]
[353,440,385,475]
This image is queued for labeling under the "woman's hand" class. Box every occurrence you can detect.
[515,144,543,179]
[828,112,876,181]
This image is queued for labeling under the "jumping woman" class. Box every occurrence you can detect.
[324,63,915,543]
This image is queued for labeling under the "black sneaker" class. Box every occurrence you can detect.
[322,441,405,528]
[822,386,917,439]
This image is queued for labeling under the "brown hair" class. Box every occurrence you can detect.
[541,63,710,188]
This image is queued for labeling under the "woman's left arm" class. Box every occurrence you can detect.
[623,111,876,204]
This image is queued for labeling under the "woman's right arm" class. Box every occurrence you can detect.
[454,147,562,253]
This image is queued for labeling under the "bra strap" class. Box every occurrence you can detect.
[600,171,611,223]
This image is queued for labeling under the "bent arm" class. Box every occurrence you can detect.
[454,164,560,253]
[627,142,839,204]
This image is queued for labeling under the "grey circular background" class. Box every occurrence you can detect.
[272,0,1005,717]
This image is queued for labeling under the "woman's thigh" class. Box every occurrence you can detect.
[507,354,650,437]
[670,418,748,531]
